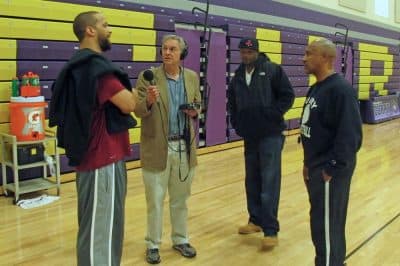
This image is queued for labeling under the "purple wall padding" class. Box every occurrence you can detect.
[203,31,228,146]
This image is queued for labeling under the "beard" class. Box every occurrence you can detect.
[99,37,111,52]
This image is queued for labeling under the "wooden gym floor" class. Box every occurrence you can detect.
[0,119,399,265]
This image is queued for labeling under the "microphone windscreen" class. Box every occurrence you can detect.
[143,69,154,83]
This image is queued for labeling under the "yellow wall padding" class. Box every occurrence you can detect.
[292,97,306,108]
[0,103,9,123]
[284,108,302,120]
[308,35,323,44]
[259,40,282,54]
[268,53,282,64]
[357,84,370,91]
[0,82,11,102]
[0,18,156,45]
[358,76,389,83]
[133,46,156,61]
[358,68,371,75]
[129,127,140,144]
[358,60,371,68]
[358,91,370,100]
[131,112,141,127]
[374,83,384,90]
[0,0,154,29]
[0,39,17,59]
[256,28,281,42]
[377,89,389,96]
[0,61,17,81]
[358,43,388,54]
[359,51,393,61]
[0,123,10,134]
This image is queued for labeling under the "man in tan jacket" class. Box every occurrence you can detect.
[134,34,201,264]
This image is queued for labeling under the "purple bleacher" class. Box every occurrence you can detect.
[282,54,303,65]
[154,15,175,32]
[371,60,385,69]
[354,68,385,76]
[384,82,400,89]
[288,76,309,87]
[226,24,256,38]
[115,62,158,78]
[388,46,400,55]
[282,65,305,76]
[17,61,66,80]
[280,31,308,45]
[41,81,54,100]
[230,51,303,66]
[203,31,228,146]
[124,144,140,162]
[294,87,309,97]
[59,155,75,174]
[228,64,239,74]
[282,43,306,55]
[227,128,242,141]
[289,118,301,129]
[17,40,133,61]
[389,76,400,83]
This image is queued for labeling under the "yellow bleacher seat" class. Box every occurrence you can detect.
[359,51,393,62]
[259,41,282,54]
[268,53,282,64]
[256,28,280,42]
[0,39,17,60]
[0,0,154,29]
[0,103,9,123]
[358,43,388,54]
[284,108,302,120]
[0,61,17,81]
[0,17,156,45]
[358,76,389,83]
[0,82,11,102]
[129,127,141,144]
[292,97,306,108]
[133,46,156,61]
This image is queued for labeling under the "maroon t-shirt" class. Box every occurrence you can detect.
[76,74,132,171]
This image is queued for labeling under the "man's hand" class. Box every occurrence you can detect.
[146,85,159,107]
[322,170,332,182]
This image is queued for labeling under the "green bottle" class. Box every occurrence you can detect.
[11,77,19,97]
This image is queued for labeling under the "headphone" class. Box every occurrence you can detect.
[160,36,188,60]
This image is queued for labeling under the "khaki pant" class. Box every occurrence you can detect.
[142,140,195,249]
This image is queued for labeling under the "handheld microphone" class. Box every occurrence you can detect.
[143,69,155,85]
[143,69,159,103]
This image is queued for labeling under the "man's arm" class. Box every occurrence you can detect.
[324,88,363,177]
[109,89,138,114]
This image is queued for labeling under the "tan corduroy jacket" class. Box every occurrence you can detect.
[134,65,201,171]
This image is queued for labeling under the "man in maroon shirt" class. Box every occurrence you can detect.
[50,11,137,266]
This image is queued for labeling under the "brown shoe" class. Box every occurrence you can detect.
[261,236,278,250]
[238,222,262,234]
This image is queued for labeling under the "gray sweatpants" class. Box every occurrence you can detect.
[76,160,127,266]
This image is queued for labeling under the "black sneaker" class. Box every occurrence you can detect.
[146,248,161,264]
[172,243,197,258]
